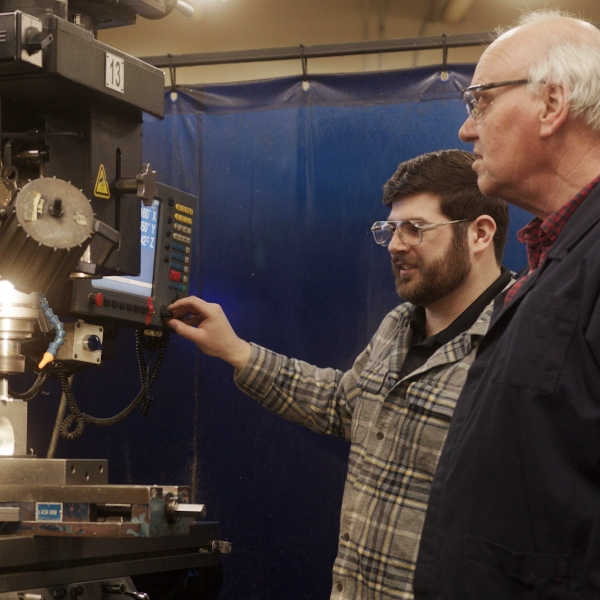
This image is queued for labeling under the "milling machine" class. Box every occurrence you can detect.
[0,1,227,598]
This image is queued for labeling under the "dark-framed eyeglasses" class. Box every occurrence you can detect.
[462,79,529,119]
[371,219,469,247]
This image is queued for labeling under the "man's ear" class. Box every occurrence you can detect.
[470,215,497,256]
[539,82,570,138]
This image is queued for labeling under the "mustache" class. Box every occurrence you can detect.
[391,257,420,270]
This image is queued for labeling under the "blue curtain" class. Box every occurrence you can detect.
[41,65,529,600]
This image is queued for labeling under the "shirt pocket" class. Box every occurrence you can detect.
[353,365,391,445]
[491,290,579,396]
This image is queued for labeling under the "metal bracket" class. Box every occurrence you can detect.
[168,53,177,93]
[300,44,308,82]
[441,33,448,80]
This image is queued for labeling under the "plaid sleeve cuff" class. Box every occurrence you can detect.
[234,343,284,401]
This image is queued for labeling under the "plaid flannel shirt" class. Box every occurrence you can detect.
[235,299,495,600]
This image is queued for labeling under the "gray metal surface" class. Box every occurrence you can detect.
[0,506,20,521]
[0,483,181,502]
[0,401,26,455]
[0,285,41,377]
[0,459,108,485]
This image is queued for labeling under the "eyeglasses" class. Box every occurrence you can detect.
[462,79,529,119]
[371,219,469,247]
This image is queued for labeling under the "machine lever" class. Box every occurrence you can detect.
[102,584,149,600]
[24,28,53,54]
[102,584,126,595]
[165,495,206,522]
[116,163,157,206]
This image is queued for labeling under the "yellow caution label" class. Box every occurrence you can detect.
[94,164,111,199]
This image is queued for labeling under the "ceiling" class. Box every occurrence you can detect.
[98,0,600,85]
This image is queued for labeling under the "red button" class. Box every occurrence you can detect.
[146,297,154,326]
[89,293,104,307]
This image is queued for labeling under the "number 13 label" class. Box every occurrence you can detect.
[105,52,124,93]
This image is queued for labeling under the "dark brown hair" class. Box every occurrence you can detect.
[382,149,509,264]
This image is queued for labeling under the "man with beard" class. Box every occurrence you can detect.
[166,149,511,600]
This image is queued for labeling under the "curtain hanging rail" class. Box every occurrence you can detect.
[140,31,495,69]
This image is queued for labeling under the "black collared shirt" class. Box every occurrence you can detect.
[398,266,512,379]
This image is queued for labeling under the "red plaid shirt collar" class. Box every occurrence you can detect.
[505,173,600,305]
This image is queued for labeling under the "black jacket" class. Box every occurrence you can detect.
[414,182,600,599]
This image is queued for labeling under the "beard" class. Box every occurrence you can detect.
[392,229,472,307]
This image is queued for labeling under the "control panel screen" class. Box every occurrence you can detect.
[92,200,159,298]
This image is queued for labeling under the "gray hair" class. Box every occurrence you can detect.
[501,10,600,132]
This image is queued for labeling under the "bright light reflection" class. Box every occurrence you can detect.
[0,281,17,305]
[0,416,15,456]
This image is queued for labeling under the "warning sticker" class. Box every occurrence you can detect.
[94,164,111,199]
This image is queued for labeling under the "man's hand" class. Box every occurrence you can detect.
[167,296,252,370]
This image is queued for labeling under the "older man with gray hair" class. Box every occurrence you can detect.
[414,10,600,600]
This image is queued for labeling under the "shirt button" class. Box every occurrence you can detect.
[342,532,350,541]
[376,431,384,440]
[336,583,343,592]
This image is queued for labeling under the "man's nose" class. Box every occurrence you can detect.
[459,116,477,142]
[388,231,411,254]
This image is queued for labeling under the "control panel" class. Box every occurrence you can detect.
[60,183,196,330]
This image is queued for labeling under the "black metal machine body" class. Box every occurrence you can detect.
[0,8,164,290]
[0,1,225,598]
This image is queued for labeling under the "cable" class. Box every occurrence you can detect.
[59,330,171,440]
[58,372,85,440]
[8,371,48,401]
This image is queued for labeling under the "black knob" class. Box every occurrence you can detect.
[160,306,173,320]
[50,198,63,217]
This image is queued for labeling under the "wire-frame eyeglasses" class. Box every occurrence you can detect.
[371,219,469,247]
[462,79,529,119]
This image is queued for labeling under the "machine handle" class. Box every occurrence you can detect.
[164,495,207,522]
[102,583,149,600]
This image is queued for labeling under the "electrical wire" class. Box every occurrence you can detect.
[59,330,171,440]
[8,371,48,401]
